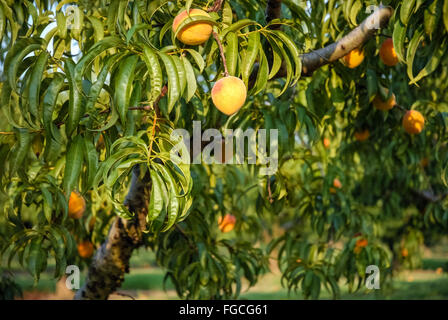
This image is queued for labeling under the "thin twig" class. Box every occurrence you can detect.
[212,31,229,77]
[147,112,158,158]
[394,104,407,112]
[267,177,274,203]
[207,0,224,12]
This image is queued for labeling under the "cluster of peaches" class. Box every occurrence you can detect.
[342,39,425,139]
[173,8,247,116]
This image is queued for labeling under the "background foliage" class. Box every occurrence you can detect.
[1,0,448,299]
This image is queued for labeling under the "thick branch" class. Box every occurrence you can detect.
[300,5,393,76]
[74,166,151,300]
[266,0,282,29]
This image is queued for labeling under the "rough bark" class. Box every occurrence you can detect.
[74,166,151,300]
[300,5,393,76]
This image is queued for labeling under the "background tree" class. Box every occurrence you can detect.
[0,0,447,300]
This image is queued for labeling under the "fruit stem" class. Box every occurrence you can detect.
[212,31,229,77]
[395,104,407,112]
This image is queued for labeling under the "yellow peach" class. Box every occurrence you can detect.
[402,110,425,134]
[68,191,86,219]
[211,76,247,115]
[218,214,236,233]
[172,9,213,45]
[380,38,399,67]
[342,48,365,68]
[373,91,396,111]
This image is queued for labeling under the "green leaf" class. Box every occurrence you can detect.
[269,30,302,85]
[147,168,165,223]
[0,4,5,43]
[126,23,151,44]
[182,55,197,102]
[114,54,139,126]
[392,18,407,63]
[154,163,180,232]
[64,59,83,137]
[400,0,416,25]
[9,128,32,178]
[28,51,49,119]
[242,31,260,86]
[142,45,163,103]
[221,19,258,38]
[410,38,447,85]
[406,28,424,84]
[7,40,44,91]
[41,187,53,223]
[83,137,98,190]
[173,56,187,97]
[185,49,205,72]
[225,32,238,76]
[444,0,448,32]
[63,135,84,196]
[157,52,180,114]
[74,36,123,92]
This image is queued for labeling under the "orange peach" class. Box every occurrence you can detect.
[403,110,425,134]
[211,76,247,115]
[401,248,409,258]
[218,214,236,233]
[172,9,213,45]
[379,38,399,67]
[342,48,365,68]
[354,129,370,142]
[77,241,94,258]
[323,138,330,149]
[373,91,396,111]
[330,178,342,194]
[68,191,86,219]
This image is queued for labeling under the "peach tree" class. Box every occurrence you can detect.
[0,0,448,299]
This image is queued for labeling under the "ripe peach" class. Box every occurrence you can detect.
[354,129,370,142]
[218,214,236,233]
[354,238,368,254]
[172,9,213,45]
[379,38,399,67]
[323,138,330,149]
[342,48,365,68]
[211,76,247,115]
[68,191,86,219]
[401,248,409,258]
[330,178,342,194]
[373,91,396,111]
[77,241,94,259]
[403,110,425,134]
[356,238,368,248]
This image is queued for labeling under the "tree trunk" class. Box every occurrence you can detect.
[74,166,150,300]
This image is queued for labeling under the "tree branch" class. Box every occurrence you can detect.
[74,158,151,300]
[266,0,282,29]
[300,5,393,76]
